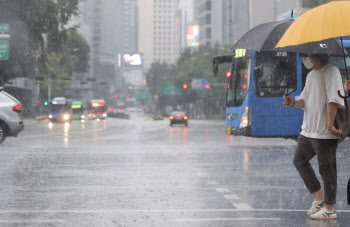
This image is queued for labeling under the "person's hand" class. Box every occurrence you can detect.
[344,79,350,91]
[328,125,342,138]
[283,95,293,107]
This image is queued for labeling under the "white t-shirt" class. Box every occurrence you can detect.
[299,64,345,139]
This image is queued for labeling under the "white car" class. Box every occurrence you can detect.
[0,89,24,144]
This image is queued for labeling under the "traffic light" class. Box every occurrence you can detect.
[183,84,188,89]
[226,71,232,77]
[126,94,130,98]
[44,101,48,106]
[114,94,118,98]
[205,84,210,89]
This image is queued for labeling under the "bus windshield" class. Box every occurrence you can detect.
[92,106,106,112]
[227,49,251,107]
[331,47,350,84]
[50,104,70,113]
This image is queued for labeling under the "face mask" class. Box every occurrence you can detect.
[302,57,314,69]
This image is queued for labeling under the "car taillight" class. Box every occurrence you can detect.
[12,105,23,113]
[170,116,174,120]
[184,116,188,120]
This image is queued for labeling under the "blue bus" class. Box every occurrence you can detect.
[48,97,73,122]
[213,40,350,138]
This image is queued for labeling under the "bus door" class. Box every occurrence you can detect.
[251,51,303,137]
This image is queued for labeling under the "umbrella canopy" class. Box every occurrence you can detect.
[275,1,350,98]
[233,19,293,51]
[276,1,350,47]
[232,19,344,55]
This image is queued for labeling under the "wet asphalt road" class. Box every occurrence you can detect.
[0,113,350,227]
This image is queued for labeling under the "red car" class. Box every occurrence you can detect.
[169,111,188,126]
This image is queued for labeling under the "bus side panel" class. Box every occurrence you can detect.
[250,55,304,137]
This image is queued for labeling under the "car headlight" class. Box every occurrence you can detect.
[49,114,53,119]
[239,107,251,128]
[81,115,85,119]
[63,114,70,120]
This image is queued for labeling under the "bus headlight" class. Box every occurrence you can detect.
[239,107,251,128]
[48,114,53,119]
[81,115,85,119]
[103,113,107,117]
[63,114,70,120]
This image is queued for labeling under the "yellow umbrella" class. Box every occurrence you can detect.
[276,0,350,47]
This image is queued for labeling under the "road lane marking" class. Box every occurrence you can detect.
[173,218,281,222]
[0,220,64,223]
[0,209,349,213]
[197,172,210,178]
[223,194,240,200]
[232,203,253,210]
[215,188,230,193]
[205,180,219,185]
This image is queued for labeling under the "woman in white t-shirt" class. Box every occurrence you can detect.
[283,53,345,220]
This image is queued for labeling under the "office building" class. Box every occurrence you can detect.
[138,0,181,69]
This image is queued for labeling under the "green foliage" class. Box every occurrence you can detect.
[0,0,81,85]
[304,0,332,7]
[149,115,164,120]
[64,31,90,73]
[146,44,232,118]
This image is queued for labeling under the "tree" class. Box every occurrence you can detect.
[304,0,331,7]
[0,0,80,85]
[38,30,90,100]
[145,44,232,118]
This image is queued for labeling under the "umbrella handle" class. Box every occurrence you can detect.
[284,92,291,107]
[338,90,350,99]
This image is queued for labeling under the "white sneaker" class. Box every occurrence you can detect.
[307,200,325,216]
[310,207,337,219]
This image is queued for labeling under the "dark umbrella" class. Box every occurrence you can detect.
[232,19,345,55]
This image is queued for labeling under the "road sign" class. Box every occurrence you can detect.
[191,78,211,90]
[163,85,181,95]
[0,24,9,33]
[135,93,152,99]
[0,40,9,60]
[0,34,10,39]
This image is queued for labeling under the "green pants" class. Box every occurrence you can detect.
[293,135,338,205]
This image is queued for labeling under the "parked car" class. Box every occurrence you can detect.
[0,88,24,144]
[169,111,188,126]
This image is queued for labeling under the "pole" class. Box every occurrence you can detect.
[48,77,51,104]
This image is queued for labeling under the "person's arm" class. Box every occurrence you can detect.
[283,96,304,108]
[292,99,304,109]
[327,102,342,137]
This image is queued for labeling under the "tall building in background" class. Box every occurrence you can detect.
[138,0,181,69]
[78,0,94,78]
[198,0,211,46]
[123,0,139,54]
[210,0,276,46]
[178,0,196,51]
[276,0,308,20]
[211,0,234,46]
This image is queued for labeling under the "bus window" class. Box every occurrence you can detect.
[255,52,297,97]
[227,49,251,107]
[331,47,350,84]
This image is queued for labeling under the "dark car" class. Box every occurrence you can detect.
[169,111,188,126]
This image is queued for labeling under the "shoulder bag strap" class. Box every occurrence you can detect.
[321,66,329,102]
